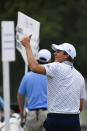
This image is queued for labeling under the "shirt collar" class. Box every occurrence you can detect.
[62,61,73,67]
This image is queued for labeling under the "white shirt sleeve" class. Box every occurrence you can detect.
[80,79,86,99]
[44,62,61,77]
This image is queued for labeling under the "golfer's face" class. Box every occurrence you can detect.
[54,50,66,62]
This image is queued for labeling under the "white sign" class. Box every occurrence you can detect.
[16,11,40,64]
[1,21,15,61]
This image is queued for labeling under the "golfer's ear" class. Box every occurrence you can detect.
[65,54,69,59]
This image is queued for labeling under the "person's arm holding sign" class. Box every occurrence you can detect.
[21,35,46,75]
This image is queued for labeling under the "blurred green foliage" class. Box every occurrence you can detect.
[0,0,87,102]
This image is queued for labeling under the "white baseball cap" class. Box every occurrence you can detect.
[52,43,76,59]
[38,49,51,63]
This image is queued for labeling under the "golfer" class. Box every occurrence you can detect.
[20,35,86,131]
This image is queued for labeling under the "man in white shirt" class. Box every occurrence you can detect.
[20,35,86,131]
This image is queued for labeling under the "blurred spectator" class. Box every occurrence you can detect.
[17,49,51,131]
[0,96,4,122]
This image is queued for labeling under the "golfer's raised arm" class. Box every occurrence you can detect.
[21,35,46,75]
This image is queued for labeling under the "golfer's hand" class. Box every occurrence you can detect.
[21,34,32,48]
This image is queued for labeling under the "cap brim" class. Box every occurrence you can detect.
[52,44,64,51]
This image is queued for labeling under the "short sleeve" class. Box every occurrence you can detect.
[18,75,27,95]
[80,79,86,99]
[44,62,60,77]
